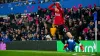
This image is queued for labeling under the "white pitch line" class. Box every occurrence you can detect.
[3,50,68,54]
[91,54,96,56]
[72,53,77,56]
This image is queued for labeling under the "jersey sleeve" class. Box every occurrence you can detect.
[57,6,64,14]
[48,4,55,12]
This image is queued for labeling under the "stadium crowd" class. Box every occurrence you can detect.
[0,0,56,4]
[0,4,100,43]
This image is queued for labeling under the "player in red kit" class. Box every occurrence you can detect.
[48,2,84,51]
[49,2,64,25]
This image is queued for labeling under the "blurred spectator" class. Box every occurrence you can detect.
[46,35,52,41]
[36,34,40,40]
[2,34,10,43]
[0,33,3,41]
[97,31,100,40]
[29,33,36,40]
[88,21,94,30]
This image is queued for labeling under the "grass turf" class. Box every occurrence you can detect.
[0,50,99,56]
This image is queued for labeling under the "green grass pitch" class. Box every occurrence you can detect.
[0,50,99,56]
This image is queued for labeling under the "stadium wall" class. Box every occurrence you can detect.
[6,41,57,51]
[5,40,100,52]
[0,0,99,15]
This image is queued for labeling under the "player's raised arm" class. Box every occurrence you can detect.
[55,2,64,14]
[48,3,55,11]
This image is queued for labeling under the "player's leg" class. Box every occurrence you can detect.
[57,25,69,50]
[58,25,66,44]
[66,32,84,51]
[68,39,76,52]
[66,32,73,39]
[66,32,81,45]
[74,37,84,51]
[62,24,84,51]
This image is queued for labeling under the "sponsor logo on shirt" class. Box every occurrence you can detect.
[55,13,60,16]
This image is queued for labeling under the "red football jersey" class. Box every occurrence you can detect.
[48,3,64,25]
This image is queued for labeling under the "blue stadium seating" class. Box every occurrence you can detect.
[0,0,100,15]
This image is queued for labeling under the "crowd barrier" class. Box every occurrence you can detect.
[1,40,99,52]
[6,41,57,51]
